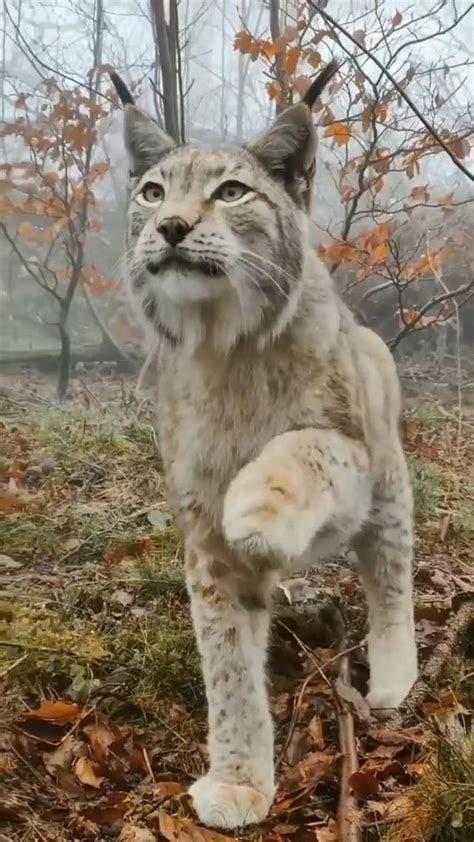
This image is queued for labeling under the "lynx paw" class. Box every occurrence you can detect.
[189,777,271,829]
[367,656,417,718]
[223,459,315,559]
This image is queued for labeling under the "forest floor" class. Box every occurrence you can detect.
[0,361,473,842]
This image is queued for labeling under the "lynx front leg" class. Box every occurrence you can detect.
[186,540,275,830]
[353,451,417,714]
[223,428,372,562]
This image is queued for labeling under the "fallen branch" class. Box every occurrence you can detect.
[335,647,362,842]
[387,600,474,730]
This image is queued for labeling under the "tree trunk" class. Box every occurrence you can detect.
[57,308,71,400]
[269,0,287,113]
[150,0,180,142]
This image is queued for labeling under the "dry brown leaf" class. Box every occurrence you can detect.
[334,678,372,721]
[308,715,325,750]
[0,554,22,569]
[280,749,336,795]
[82,718,122,763]
[119,826,157,842]
[349,770,380,800]
[153,781,187,802]
[75,756,105,789]
[367,794,413,822]
[315,820,339,841]
[42,734,81,775]
[157,811,233,842]
[81,804,127,829]
[24,701,80,725]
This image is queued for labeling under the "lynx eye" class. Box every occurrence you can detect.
[215,181,249,203]
[141,182,164,203]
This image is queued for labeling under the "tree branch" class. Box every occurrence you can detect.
[308,2,474,182]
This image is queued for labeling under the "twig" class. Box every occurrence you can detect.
[335,646,362,842]
[142,746,156,782]
[386,600,474,730]
[0,652,28,679]
[309,2,474,182]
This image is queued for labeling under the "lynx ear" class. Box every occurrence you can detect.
[110,71,176,178]
[248,59,339,210]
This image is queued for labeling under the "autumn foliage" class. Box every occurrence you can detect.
[234,6,473,349]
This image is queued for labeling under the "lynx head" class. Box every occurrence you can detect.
[113,63,338,353]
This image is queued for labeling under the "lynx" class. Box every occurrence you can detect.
[112,63,417,830]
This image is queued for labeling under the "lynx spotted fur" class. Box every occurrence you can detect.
[113,64,417,830]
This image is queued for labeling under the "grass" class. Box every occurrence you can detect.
[0,404,199,726]
[409,457,446,519]
[389,730,474,842]
[1,380,473,842]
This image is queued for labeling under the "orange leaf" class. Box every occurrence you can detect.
[265,81,283,103]
[233,31,254,55]
[324,122,352,146]
[74,756,104,789]
[0,496,26,512]
[284,46,301,76]
[25,701,80,725]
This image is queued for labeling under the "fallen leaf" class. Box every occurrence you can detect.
[280,750,336,795]
[75,756,105,788]
[146,509,172,529]
[120,827,157,842]
[24,701,80,725]
[349,770,380,799]
[110,589,135,608]
[158,811,232,841]
[334,678,372,721]
[0,495,25,512]
[308,715,325,749]
[15,719,66,746]
[367,794,413,821]
[42,734,81,775]
[54,767,88,798]
[82,717,125,763]
[153,781,187,802]
[0,554,22,569]
[81,804,127,829]
[315,820,339,841]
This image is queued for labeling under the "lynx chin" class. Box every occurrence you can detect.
[112,62,417,830]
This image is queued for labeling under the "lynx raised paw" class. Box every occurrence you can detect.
[189,777,272,829]
[223,458,318,559]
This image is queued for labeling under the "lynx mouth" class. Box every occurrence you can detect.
[147,252,225,278]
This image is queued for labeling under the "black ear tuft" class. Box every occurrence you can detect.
[109,71,135,107]
[302,58,340,110]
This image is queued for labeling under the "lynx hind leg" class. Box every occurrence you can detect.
[354,454,417,715]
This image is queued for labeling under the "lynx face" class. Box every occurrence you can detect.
[126,147,305,336]
[118,62,338,351]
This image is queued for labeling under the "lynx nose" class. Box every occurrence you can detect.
[157,217,192,247]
